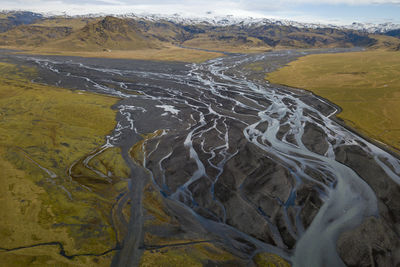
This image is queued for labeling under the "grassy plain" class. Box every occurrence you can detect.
[28,45,224,63]
[267,51,400,151]
[0,62,125,266]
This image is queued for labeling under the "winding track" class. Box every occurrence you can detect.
[20,50,400,266]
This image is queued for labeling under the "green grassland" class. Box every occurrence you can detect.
[267,51,400,152]
[0,61,129,266]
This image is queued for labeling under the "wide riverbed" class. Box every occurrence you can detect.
[4,49,400,266]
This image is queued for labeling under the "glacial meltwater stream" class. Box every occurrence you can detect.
[13,50,400,266]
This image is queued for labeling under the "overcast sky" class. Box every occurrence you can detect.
[2,0,400,24]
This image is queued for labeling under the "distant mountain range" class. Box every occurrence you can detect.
[0,11,43,32]
[0,11,399,52]
[119,13,400,33]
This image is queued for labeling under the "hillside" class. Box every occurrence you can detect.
[0,11,398,58]
[386,29,400,39]
[182,33,272,53]
[30,16,99,30]
[214,23,375,49]
[0,25,72,47]
[368,34,400,51]
[46,16,161,51]
[0,11,42,32]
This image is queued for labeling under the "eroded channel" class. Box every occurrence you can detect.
[6,49,400,266]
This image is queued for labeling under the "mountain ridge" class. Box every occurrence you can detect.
[0,10,399,54]
[45,16,161,51]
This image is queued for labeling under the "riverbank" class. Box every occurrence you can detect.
[267,50,400,153]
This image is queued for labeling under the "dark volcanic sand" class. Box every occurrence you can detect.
[2,49,400,267]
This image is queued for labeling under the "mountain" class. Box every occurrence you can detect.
[347,22,400,33]
[123,13,400,34]
[182,33,271,53]
[0,11,42,32]
[368,34,400,51]
[0,11,399,52]
[47,16,161,51]
[30,16,99,30]
[0,25,72,47]
[386,29,400,38]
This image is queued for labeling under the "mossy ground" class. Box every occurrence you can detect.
[267,51,400,152]
[253,252,291,267]
[140,181,242,267]
[0,61,126,266]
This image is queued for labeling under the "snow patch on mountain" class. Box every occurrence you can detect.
[118,12,400,33]
[3,10,400,33]
[346,22,400,33]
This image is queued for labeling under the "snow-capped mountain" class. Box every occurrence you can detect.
[346,22,400,33]
[117,12,400,33]
[3,9,399,33]
[119,12,340,29]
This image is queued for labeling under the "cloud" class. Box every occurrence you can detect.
[1,0,399,24]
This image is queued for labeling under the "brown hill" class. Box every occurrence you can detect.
[47,16,162,51]
[30,16,99,30]
[131,19,190,44]
[368,34,400,51]
[182,33,271,53]
[178,23,377,51]
[0,25,72,47]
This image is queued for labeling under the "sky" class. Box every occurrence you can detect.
[2,0,400,25]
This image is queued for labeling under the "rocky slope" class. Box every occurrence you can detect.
[0,11,42,32]
[47,16,162,51]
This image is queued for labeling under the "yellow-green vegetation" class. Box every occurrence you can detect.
[0,61,126,266]
[369,34,400,51]
[267,51,400,151]
[47,16,160,52]
[31,17,99,30]
[141,184,242,266]
[130,130,176,229]
[139,242,238,267]
[130,129,165,166]
[1,15,224,63]
[253,252,291,267]
[0,25,72,47]
[70,146,129,194]
[87,147,131,181]
[25,46,224,63]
